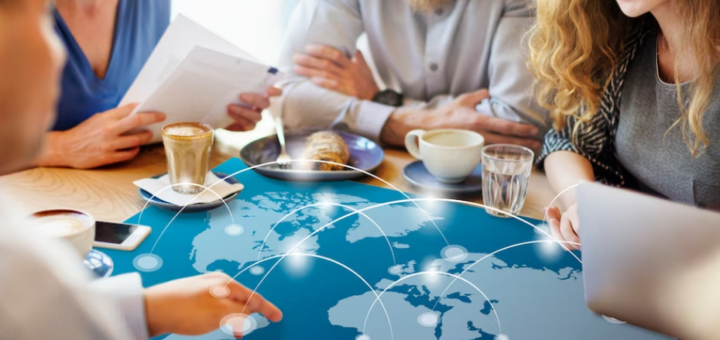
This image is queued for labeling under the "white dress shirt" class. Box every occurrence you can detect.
[275,0,549,142]
[0,193,148,340]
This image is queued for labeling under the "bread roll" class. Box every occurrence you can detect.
[302,131,350,171]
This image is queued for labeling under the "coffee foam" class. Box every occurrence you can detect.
[31,212,93,238]
[164,125,211,137]
[425,132,477,147]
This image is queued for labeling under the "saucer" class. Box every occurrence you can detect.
[85,249,113,279]
[138,172,240,212]
[403,161,483,194]
[240,128,384,181]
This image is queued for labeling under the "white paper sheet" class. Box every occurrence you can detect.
[120,14,285,143]
[134,172,244,207]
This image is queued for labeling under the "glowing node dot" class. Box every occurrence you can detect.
[417,312,440,327]
[602,315,627,325]
[441,245,468,262]
[495,334,510,340]
[225,224,244,236]
[133,254,163,272]
[209,286,230,299]
[356,334,371,340]
[220,314,257,336]
[249,266,265,276]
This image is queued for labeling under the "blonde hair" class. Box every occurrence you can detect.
[529,0,720,155]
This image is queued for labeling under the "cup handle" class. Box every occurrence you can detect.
[404,130,425,160]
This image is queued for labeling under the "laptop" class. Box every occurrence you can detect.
[578,182,720,340]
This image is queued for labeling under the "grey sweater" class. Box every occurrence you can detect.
[615,32,720,210]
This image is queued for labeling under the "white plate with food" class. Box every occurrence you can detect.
[239,129,385,181]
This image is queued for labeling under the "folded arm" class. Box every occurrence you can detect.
[277,0,545,148]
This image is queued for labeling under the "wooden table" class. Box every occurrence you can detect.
[0,138,555,222]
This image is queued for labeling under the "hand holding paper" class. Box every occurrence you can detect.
[120,15,285,144]
[226,87,283,132]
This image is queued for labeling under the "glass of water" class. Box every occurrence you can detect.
[481,144,534,218]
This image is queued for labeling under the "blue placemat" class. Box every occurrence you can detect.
[103,158,670,340]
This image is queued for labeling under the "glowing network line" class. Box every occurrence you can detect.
[135,182,237,254]
[235,197,580,340]
[144,159,451,256]
[224,253,395,340]
[256,202,397,265]
[361,271,503,335]
[134,160,586,337]
[541,183,580,225]
[263,197,581,265]
[430,239,583,312]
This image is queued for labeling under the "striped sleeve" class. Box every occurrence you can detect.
[537,109,622,186]
[536,22,650,186]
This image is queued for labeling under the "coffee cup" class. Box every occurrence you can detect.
[29,209,95,257]
[404,129,485,183]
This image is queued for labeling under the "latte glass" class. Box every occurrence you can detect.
[162,122,214,194]
[481,145,534,217]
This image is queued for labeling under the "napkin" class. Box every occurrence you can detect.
[134,172,244,207]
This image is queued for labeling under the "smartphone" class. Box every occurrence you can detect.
[94,221,151,251]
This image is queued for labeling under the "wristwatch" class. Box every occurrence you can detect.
[372,89,404,107]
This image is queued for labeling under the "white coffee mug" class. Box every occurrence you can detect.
[405,129,485,183]
[29,209,96,257]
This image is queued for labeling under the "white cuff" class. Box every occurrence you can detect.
[350,100,396,143]
[90,273,148,340]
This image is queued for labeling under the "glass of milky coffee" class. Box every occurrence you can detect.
[162,122,214,194]
[29,209,96,257]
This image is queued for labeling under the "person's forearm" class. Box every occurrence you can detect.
[379,107,430,146]
[279,80,396,143]
[544,151,595,209]
[34,131,65,168]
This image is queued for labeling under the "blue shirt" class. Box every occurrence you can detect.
[52,0,170,131]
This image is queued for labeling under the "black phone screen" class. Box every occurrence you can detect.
[95,221,138,244]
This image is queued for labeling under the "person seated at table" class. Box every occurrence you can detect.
[529,0,720,250]
[0,0,282,338]
[35,0,280,169]
[275,0,546,150]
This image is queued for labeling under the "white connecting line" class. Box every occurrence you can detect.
[429,239,582,312]
[541,183,580,225]
[256,202,397,265]
[361,240,582,336]
[225,253,395,340]
[136,182,236,254]
[137,159,584,339]
[142,159,450,255]
[362,271,502,335]
[232,197,583,339]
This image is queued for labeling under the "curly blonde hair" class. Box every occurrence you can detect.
[528,0,720,156]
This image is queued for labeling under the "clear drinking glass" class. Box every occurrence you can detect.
[162,122,214,194]
[481,144,534,217]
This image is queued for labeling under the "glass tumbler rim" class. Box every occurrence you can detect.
[481,144,535,163]
[162,122,214,141]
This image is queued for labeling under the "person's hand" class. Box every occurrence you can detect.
[380,89,542,149]
[431,90,541,148]
[226,87,282,131]
[37,104,165,169]
[293,45,379,100]
[546,203,581,251]
[145,272,283,338]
